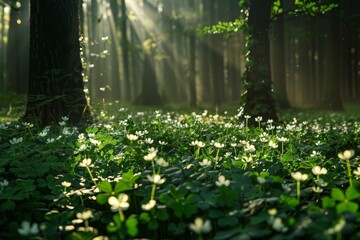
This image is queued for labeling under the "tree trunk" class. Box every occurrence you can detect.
[243,0,278,124]
[120,0,131,102]
[0,7,7,93]
[161,0,178,103]
[135,52,162,106]
[321,13,343,110]
[188,0,197,107]
[7,0,30,95]
[270,12,290,109]
[23,0,91,126]
[199,0,212,103]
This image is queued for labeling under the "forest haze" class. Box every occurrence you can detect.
[1,1,360,239]
[0,0,359,111]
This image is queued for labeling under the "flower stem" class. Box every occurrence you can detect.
[215,149,220,164]
[296,180,301,202]
[346,160,353,187]
[118,208,125,222]
[150,183,156,200]
[86,167,97,186]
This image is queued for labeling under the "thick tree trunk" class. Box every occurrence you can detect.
[23,0,91,126]
[321,14,343,110]
[199,0,212,103]
[0,7,7,93]
[188,0,197,107]
[7,0,29,94]
[270,14,290,109]
[243,0,278,124]
[209,0,225,109]
[135,52,162,106]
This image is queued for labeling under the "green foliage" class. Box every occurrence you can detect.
[198,0,339,36]
[1,107,360,239]
[197,19,246,37]
[293,0,338,16]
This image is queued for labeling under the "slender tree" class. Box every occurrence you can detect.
[23,0,90,126]
[242,0,278,124]
[120,0,131,102]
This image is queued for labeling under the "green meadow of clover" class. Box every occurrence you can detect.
[0,107,360,240]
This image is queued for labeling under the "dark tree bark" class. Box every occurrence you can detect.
[7,0,29,95]
[188,0,197,107]
[0,7,7,93]
[242,0,278,124]
[209,0,225,109]
[225,0,242,103]
[199,0,212,103]
[269,7,290,109]
[23,0,91,126]
[135,52,162,106]
[321,13,343,110]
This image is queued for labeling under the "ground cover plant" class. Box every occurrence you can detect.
[0,106,360,240]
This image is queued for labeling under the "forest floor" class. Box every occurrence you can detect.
[0,99,360,239]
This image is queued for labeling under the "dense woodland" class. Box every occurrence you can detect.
[1,1,360,239]
[0,0,359,114]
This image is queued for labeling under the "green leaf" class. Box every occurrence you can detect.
[98,180,113,193]
[217,187,237,208]
[106,222,119,233]
[170,186,187,201]
[170,201,183,218]
[183,204,197,218]
[345,187,360,201]
[148,219,159,230]
[85,127,98,134]
[218,216,239,228]
[168,222,186,236]
[114,181,132,193]
[280,194,299,207]
[208,209,224,219]
[214,227,244,240]
[96,193,109,205]
[125,217,138,237]
[140,212,151,222]
[159,193,174,204]
[185,193,201,204]
[336,201,358,214]
[156,208,169,221]
[331,188,345,201]
[0,200,15,211]
[250,212,268,225]
[321,196,335,208]
[68,231,96,240]
[122,170,134,181]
